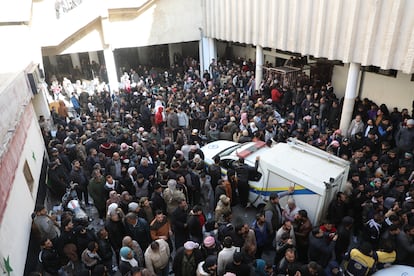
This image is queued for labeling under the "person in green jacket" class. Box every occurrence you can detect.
[89,168,107,221]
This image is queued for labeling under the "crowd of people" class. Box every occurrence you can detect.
[31,56,414,276]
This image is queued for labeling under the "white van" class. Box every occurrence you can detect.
[201,138,350,225]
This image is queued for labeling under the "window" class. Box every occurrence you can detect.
[23,160,34,193]
[362,66,397,78]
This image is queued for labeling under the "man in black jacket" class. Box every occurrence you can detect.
[308,226,337,268]
[40,238,62,275]
[150,183,167,215]
[187,205,204,244]
[234,156,260,208]
[96,228,113,272]
[171,199,189,250]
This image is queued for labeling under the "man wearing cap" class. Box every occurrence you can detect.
[263,186,294,234]
[151,183,167,215]
[395,118,414,153]
[173,240,203,276]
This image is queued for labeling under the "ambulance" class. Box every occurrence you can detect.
[201,137,350,225]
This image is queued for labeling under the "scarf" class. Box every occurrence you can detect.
[105,181,115,189]
[120,256,138,267]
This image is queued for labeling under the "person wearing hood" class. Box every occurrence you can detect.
[200,173,215,218]
[215,195,232,222]
[119,246,139,275]
[163,179,186,215]
[122,236,145,268]
[253,259,267,276]
[134,173,150,199]
[145,239,170,276]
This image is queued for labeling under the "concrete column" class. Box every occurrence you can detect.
[255,45,264,91]
[103,46,119,93]
[88,51,99,64]
[70,53,81,70]
[199,40,205,74]
[339,63,361,134]
[208,37,217,63]
[199,35,217,74]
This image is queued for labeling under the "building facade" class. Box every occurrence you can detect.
[0,0,414,273]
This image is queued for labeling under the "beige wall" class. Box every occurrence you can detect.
[332,64,414,110]
[331,64,349,100]
[361,71,414,111]
[108,0,203,49]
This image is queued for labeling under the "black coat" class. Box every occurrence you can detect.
[308,233,336,268]
[125,218,151,250]
[97,237,113,262]
[105,218,126,253]
[187,213,203,243]
[48,165,70,198]
[171,206,189,248]
[40,247,61,274]
[151,191,167,214]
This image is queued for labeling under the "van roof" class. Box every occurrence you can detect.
[235,141,266,159]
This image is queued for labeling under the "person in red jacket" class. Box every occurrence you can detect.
[271,85,283,110]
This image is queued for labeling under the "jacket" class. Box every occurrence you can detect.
[144,239,170,273]
[173,247,203,276]
[217,246,239,276]
[150,216,171,241]
[308,232,336,267]
[395,127,414,152]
